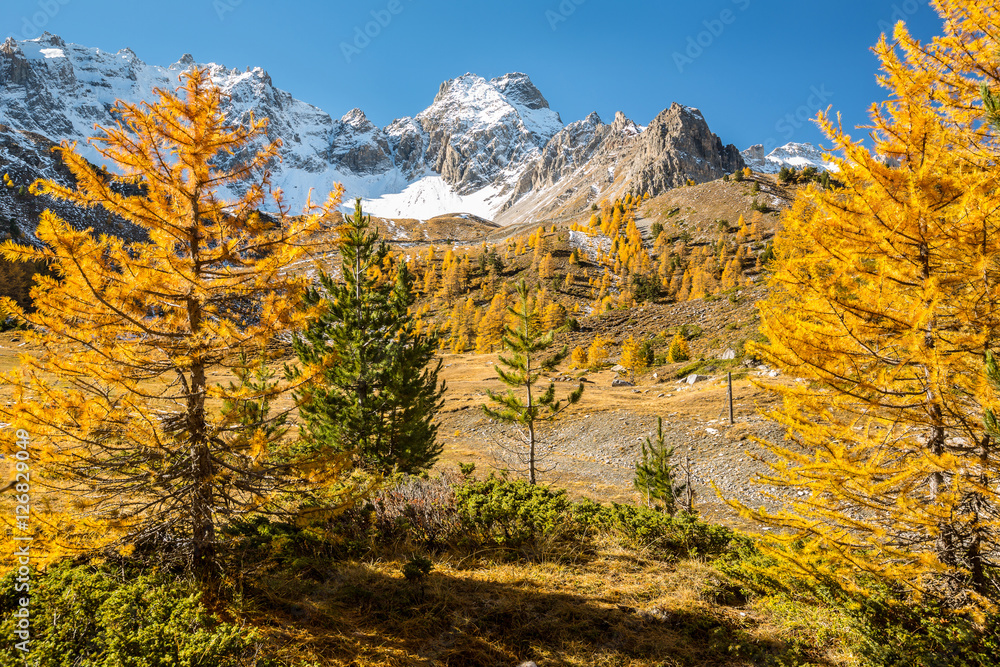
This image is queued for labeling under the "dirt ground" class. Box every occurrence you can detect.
[0,329,798,531]
[430,351,794,529]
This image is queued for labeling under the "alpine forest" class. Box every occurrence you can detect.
[1,2,1000,666]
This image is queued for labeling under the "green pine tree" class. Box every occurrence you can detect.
[633,416,687,515]
[484,279,583,484]
[221,350,289,448]
[292,198,445,476]
[983,83,1000,134]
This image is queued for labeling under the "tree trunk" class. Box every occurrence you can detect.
[526,352,535,485]
[528,421,536,485]
[189,358,214,576]
[187,204,214,577]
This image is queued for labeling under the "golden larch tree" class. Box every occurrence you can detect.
[587,335,611,369]
[0,69,350,575]
[619,334,647,383]
[733,1,1000,613]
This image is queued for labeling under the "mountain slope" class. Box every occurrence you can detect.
[740,142,836,173]
[0,32,751,235]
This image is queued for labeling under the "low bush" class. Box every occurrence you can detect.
[454,475,573,549]
[718,538,1000,666]
[576,502,734,559]
[0,563,264,666]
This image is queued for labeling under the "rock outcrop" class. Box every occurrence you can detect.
[0,33,753,234]
[740,141,836,173]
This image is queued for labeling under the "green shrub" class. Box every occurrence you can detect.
[638,339,655,367]
[847,596,1000,667]
[577,504,734,559]
[0,563,263,666]
[758,242,775,268]
[718,538,1000,667]
[630,273,661,303]
[454,475,572,548]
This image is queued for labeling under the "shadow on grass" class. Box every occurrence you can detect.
[238,558,838,667]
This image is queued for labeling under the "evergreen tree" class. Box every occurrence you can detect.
[484,280,583,484]
[293,199,445,476]
[667,334,690,363]
[634,417,687,514]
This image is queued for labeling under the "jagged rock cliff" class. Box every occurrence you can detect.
[0,32,751,233]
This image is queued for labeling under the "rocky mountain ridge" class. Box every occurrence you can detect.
[0,33,813,237]
[740,142,836,174]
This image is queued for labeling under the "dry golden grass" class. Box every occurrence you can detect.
[229,535,854,667]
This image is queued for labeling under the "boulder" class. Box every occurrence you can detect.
[720,348,736,360]
[685,374,709,385]
[612,379,635,387]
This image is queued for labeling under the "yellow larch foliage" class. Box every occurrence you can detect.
[619,334,647,382]
[422,263,438,296]
[447,298,480,353]
[569,345,588,369]
[538,252,555,280]
[439,254,466,300]
[586,336,611,369]
[475,290,508,353]
[720,257,740,291]
[0,69,359,572]
[675,269,692,302]
[688,267,709,300]
[531,227,546,261]
[615,289,633,310]
[541,301,567,332]
[727,1,1000,614]
[735,213,749,243]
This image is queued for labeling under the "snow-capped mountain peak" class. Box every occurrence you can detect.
[0,34,747,232]
[418,72,563,145]
[490,72,551,111]
[741,142,837,173]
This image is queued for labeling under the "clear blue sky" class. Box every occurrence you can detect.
[1,0,941,152]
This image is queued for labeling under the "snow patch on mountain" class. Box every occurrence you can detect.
[741,142,838,173]
[0,33,748,228]
[362,175,503,221]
